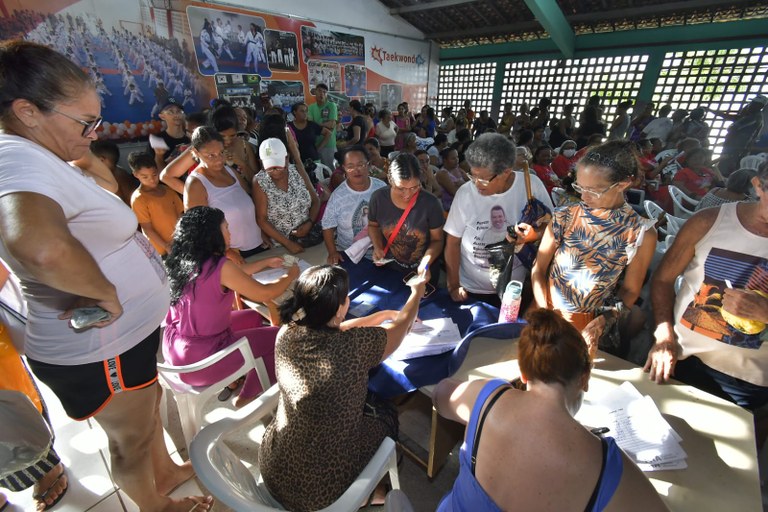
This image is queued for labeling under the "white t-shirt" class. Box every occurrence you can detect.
[642,117,673,145]
[375,121,397,147]
[0,135,170,365]
[445,172,553,294]
[322,178,386,250]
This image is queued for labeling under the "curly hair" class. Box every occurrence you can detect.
[165,206,227,305]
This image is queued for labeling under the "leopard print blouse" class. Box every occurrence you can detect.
[259,324,390,511]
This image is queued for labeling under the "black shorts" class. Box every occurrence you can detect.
[27,328,160,420]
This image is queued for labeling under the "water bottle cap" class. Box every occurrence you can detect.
[505,280,523,294]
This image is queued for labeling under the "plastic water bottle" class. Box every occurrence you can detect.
[498,280,523,323]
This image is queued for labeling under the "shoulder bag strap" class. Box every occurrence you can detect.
[382,190,419,256]
[470,385,512,475]
[522,161,534,202]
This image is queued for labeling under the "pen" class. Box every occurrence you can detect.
[421,262,429,277]
[590,427,610,436]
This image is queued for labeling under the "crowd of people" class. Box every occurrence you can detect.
[1,38,767,512]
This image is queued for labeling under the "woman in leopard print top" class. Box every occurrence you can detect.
[259,265,425,511]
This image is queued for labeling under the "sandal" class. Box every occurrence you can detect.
[217,376,245,401]
[33,466,68,511]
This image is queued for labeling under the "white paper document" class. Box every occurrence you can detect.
[251,258,312,306]
[387,318,462,361]
[344,236,373,264]
[575,382,687,472]
[252,258,312,284]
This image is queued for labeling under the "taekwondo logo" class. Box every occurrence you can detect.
[371,45,425,66]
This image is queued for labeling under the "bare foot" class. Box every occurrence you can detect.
[160,495,213,512]
[33,463,68,512]
[156,460,195,496]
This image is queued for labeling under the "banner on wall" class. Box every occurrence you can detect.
[0,0,433,140]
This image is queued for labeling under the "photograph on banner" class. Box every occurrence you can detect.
[215,73,262,109]
[260,80,305,115]
[344,64,367,97]
[265,29,299,72]
[365,92,382,110]
[0,2,211,141]
[300,25,365,64]
[308,59,342,92]
[380,84,403,110]
[187,5,271,77]
[327,92,352,125]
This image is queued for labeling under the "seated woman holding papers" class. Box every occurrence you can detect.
[259,265,426,510]
[434,309,669,512]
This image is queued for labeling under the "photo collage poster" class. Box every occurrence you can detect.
[0,0,434,139]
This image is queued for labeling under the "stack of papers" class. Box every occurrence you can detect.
[252,258,312,305]
[387,318,462,361]
[575,382,687,471]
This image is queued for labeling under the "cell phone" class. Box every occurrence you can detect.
[70,306,110,330]
[402,271,436,299]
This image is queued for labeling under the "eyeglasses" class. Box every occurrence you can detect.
[50,108,102,137]
[344,162,369,172]
[392,184,421,194]
[265,166,285,173]
[572,182,620,199]
[468,173,499,187]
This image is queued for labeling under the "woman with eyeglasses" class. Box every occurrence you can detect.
[531,140,656,358]
[368,153,444,282]
[0,41,213,511]
[253,138,321,255]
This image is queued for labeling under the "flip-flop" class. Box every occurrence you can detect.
[217,376,245,401]
[33,466,68,511]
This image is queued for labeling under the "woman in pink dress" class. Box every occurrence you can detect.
[163,206,299,406]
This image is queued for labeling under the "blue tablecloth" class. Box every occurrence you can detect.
[340,259,502,397]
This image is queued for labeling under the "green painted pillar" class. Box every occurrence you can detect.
[491,62,506,122]
[636,50,666,103]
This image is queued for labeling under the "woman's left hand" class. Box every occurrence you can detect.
[581,315,606,359]
[514,222,538,245]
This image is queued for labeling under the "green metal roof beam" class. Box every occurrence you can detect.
[523,0,575,58]
[440,18,768,62]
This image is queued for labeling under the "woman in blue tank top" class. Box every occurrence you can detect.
[433,309,669,512]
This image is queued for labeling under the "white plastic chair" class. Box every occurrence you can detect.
[157,336,270,449]
[740,154,765,170]
[665,215,686,237]
[668,185,699,219]
[550,187,567,206]
[189,384,401,511]
[643,199,665,222]
[626,188,645,206]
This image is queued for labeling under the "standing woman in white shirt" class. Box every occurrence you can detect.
[0,41,212,511]
[375,108,398,157]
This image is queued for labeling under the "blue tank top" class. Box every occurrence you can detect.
[437,379,624,512]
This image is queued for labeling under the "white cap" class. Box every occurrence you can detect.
[259,138,288,169]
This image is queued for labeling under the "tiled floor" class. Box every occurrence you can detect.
[4,372,458,512]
